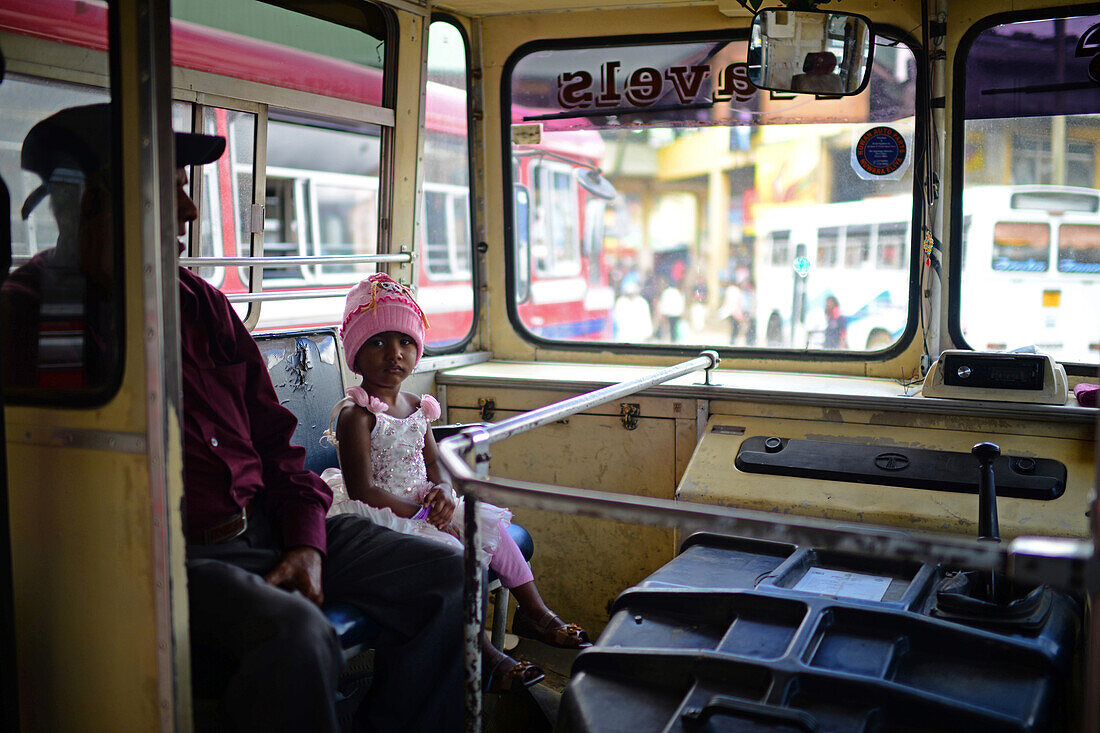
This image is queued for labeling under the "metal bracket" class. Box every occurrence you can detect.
[620,403,641,431]
[467,426,493,479]
[700,350,720,386]
[478,397,495,422]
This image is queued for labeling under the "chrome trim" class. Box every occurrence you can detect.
[413,351,492,374]
[225,288,348,303]
[180,253,414,267]
[6,425,147,454]
[127,0,186,726]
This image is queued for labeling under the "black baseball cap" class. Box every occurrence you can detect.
[20,102,226,218]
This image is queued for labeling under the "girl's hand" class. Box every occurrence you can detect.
[422,485,456,529]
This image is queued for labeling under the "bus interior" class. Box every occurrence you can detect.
[0,0,1098,730]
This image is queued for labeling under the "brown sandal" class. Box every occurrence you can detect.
[483,655,545,694]
[513,609,592,649]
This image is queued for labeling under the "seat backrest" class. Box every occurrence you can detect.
[255,329,345,475]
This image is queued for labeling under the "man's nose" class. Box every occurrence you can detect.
[178,190,198,225]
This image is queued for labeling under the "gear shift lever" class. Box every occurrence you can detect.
[973,441,1001,602]
[973,442,1001,543]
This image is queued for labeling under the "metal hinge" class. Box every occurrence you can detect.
[620,403,640,430]
[478,397,495,422]
[250,204,265,234]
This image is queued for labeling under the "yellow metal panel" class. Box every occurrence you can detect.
[8,444,157,731]
[447,384,693,420]
[707,399,1095,442]
[390,8,427,287]
[450,407,679,635]
[678,415,1092,539]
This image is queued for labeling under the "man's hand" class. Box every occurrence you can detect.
[264,546,324,606]
[423,485,456,530]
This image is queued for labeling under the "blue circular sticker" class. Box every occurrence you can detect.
[855,126,907,176]
[793,255,811,278]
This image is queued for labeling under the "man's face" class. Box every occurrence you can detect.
[176,168,198,255]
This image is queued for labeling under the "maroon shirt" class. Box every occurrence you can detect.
[178,266,331,552]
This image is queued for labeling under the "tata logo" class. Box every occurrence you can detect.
[874,452,910,471]
[557,61,757,111]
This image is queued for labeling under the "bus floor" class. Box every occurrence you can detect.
[485,636,580,732]
[192,623,574,731]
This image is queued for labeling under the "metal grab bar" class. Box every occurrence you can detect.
[435,458,1091,590]
[224,289,347,304]
[445,350,720,477]
[178,253,413,267]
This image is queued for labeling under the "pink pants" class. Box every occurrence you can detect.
[489,520,534,588]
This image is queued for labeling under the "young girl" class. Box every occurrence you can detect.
[322,273,590,694]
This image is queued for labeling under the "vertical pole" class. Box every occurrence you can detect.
[0,46,19,732]
[463,493,483,733]
[1085,405,1100,733]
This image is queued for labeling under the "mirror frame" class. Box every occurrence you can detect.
[748,8,875,97]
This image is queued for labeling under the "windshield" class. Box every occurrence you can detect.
[505,32,917,353]
[958,13,1100,365]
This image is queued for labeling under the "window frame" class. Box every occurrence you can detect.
[421,13,478,355]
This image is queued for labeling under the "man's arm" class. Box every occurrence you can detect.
[208,285,332,603]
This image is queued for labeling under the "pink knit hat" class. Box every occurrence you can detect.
[340,273,428,372]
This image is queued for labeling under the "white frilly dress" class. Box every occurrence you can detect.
[321,386,510,566]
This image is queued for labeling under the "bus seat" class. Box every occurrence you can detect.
[253,331,534,652]
[255,329,380,655]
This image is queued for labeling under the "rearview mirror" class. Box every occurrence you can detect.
[747,9,873,96]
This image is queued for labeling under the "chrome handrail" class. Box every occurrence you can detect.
[176,252,416,307]
[224,289,347,304]
[445,350,720,477]
[178,253,413,267]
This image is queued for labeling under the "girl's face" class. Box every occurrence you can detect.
[355,331,418,387]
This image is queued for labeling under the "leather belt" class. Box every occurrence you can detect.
[189,500,252,545]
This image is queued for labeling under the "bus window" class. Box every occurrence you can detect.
[957,11,1100,365]
[506,32,916,351]
[169,0,393,333]
[531,160,581,277]
[262,176,302,280]
[194,106,256,289]
[770,231,791,266]
[0,71,123,401]
[422,17,475,349]
[817,227,840,268]
[583,198,607,286]
[1059,224,1100,273]
[423,185,471,279]
[844,225,871,267]
[875,223,907,269]
[992,222,1049,272]
[515,184,532,303]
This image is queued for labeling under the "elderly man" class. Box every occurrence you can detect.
[11,104,464,732]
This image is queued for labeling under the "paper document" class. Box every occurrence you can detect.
[792,567,892,602]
